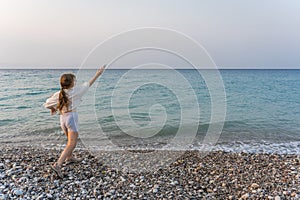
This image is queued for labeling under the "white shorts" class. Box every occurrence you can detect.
[60,112,79,133]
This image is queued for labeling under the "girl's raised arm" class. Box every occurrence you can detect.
[89,65,106,86]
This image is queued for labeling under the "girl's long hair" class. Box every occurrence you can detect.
[57,74,75,112]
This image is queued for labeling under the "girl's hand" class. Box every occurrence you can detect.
[89,64,106,86]
[50,107,57,115]
[96,65,106,75]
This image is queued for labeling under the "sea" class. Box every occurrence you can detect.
[0,69,300,154]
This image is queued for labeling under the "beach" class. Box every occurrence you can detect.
[1,69,300,199]
[2,0,300,198]
[0,145,299,199]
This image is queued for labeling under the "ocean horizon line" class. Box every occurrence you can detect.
[0,67,300,70]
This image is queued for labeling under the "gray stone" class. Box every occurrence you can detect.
[170,181,178,186]
[18,177,28,183]
[120,176,126,182]
[13,189,23,196]
[0,194,6,200]
[274,196,280,200]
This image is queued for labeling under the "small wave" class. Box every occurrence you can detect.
[0,119,15,126]
[197,141,300,155]
[15,105,31,109]
[24,127,62,137]
[98,115,115,124]
[24,91,48,96]
[0,94,22,101]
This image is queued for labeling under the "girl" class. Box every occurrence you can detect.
[44,65,105,178]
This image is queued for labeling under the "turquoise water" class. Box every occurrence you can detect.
[0,69,299,154]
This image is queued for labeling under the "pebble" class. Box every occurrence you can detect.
[241,193,249,199]
[13,189,23,196]
[170,181,178,186]
[81,189,87,194]
[0,194,5,200]
[250,183,259,189]
[120,176,126,182]
[0,146,299,199]
[274,196,280,200]
[18,177,28,183]
[153,184,159,189]
[291,192,296,197]
[0,174,5,179]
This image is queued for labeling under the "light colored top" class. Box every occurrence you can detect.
[44,82,90,113]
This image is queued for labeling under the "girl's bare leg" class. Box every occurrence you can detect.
[63,130,68,138]
[64,131,73,159]
[55,131,78,167]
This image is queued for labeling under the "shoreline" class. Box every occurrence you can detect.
[0,145,299,199]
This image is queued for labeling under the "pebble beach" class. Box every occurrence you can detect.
[0,145,299,200]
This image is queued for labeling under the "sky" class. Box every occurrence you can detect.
[0,0,300,69]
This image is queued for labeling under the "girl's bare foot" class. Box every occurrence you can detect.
[66,157,83,164]
[50,163,63,179]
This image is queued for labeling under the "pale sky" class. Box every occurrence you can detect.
[0,0,300,69]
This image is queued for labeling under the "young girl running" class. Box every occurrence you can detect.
[44,65,105,178]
